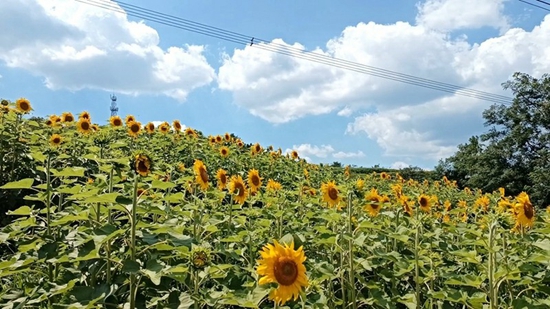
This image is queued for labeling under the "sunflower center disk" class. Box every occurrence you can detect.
[524,203,534,219]
[200,168,209,183]
[137,160,148,172]
[274,259,298,286]
[252,176,260,186]
[328,188,338,200]
[236,184,244,196]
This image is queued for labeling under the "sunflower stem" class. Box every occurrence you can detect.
[414,213,421,309]
[106,167,114,284]
[347,191,357,309]
[45,152,53,283]
[488,221,497,309]
[129,175,139,309]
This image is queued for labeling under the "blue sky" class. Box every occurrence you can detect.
[1,0,549,169]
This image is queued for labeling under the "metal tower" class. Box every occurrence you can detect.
[110,94,119,116]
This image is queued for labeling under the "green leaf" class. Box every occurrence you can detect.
[51,167,86,177]
[0,178,34,189]
[51,214,90,226]
[122,260,141,274]
[7,205,33,216]
[151,179,176,190]
[81,193,120,203]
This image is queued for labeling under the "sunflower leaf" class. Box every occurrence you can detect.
[0,178,34,189]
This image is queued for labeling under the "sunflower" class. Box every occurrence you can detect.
[144,122,155,134]
[193,160,209,190]
[92,124,100,132]
[266,179,282,192]
[344,165,350,178]
[499,187,506,197]
[321,181,341,209]
[257,240,308,306]
[247,169,262,193]
[173,120,182,132]
[219,146,230,158]
[364,188,382,217]
[134,154,151,177]
[79,111,91,120]
[474,195,490,212]
[191,249,210,269]
[229,175,248,204]
[49,134,62,147]
[236,140,244,148]
[208,136,216,145]
[110,116,123,127]
[61,112,74,123]
[291,150,299,160]
[177,163,185,172]
[127,121,141,138]
[159,122,170,134]
[15,98,32,113]
[514,192,535,228]
[216,169,228,190]
[251,143,262,155]
[215,135,223,143]
[76,118,92,135]
[224,132,231,142]
[185,127,197,138]
[418,194,432,212]
[380,172,390,180]
[125,115,135,124]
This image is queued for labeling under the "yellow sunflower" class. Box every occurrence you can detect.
[229,175,248,204]
[257,240,308,306]
[15,98,32,113]
[266,179,282,192]
[208,136,216,145]
[247,169,262,193]
[344,165,350,178]
[79,111,91,120]
[49,134,62,147]
[224,132,231,142]
[134,154,151,177]
[474,195,490,212]
[291,150,299,160]
[216,169,228,190]
[61,112,74,123]
[45,118,54,127]
[173,120,182,132]
[127,121,141,138]
[219,146,230,158]
[236,140,244,148]
[251,143,262,156]
[125,115,135,124]
[418,194,432,212]
[356,179,365,191]
[145,122,155,134]
[185,127,197,138]
[76,118,92,135]
[215,135,223,143]
[193,160,209,190]
[92,124,100,132]
[514,192,535,228]
[364,188,382,217]
[156,122,168,134]
[110,116,123,127]
[321,181,341,209]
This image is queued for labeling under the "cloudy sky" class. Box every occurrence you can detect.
[1,0,549,169]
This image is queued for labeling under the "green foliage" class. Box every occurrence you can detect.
[437,72,550,208]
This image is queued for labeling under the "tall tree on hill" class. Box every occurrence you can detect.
[435,72,550,208]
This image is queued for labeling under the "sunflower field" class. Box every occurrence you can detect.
[1,98,550,309]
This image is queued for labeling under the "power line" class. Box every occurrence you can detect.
[519,0,550,11]
[74,0,515,105]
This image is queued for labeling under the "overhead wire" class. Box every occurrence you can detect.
[74,0,515,105]
[519,0,550,11]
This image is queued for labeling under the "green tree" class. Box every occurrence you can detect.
[437,72,550,207]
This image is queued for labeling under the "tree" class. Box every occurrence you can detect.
[436,72,550,207]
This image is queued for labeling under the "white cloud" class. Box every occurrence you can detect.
[285,144,335,158]
[332,151,365,159]
[0,0,216,101]
[337,106,353,117]
[416,0,510,33]
[391,161,410,169]
[217,6,550,160]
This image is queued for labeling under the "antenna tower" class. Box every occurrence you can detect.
[110,94,118,116]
